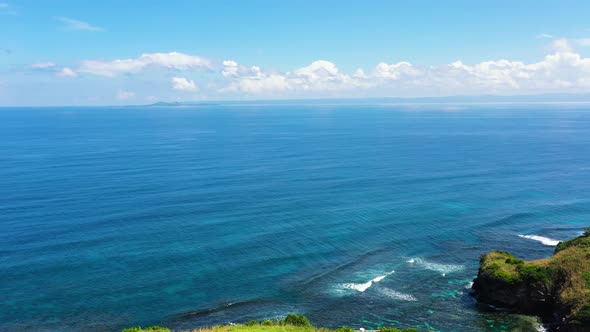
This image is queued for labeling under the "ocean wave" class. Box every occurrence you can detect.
[410,258,464,274]
[376,287,417,302]
[341,281,373,292]
[340,270,395,293]
[518,234,560,246]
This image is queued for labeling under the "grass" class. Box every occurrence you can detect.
[184,325,419,332]
[123,315,422,332]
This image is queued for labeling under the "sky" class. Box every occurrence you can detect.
[2,0,590,105]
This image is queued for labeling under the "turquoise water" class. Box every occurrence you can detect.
[1,103,589,331]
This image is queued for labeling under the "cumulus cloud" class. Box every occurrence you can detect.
[536,33,554,39]
[58,67,78,77]
[77,52,211,77]
[576,38,590,46]
[220,52,590,96]
[171,77,198,91]
[222,59,369,94]
[58,17,103,31]
[116,90,135,100]
[375,61,420,80]
[36,50,590,98]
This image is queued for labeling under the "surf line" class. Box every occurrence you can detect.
[341,270,395,292]
[518,234,560,246]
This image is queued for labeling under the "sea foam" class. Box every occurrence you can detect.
[518,234,560,246]
[377,287,418,301]
[410,258,465,274]
[340,270,395,292]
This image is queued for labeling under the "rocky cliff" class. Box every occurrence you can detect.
[472,232,590,331]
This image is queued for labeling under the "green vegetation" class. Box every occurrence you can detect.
[378,327,419,332]
[333,328,354,332]
[475,231,590,328]
[123,314,423,332]
[282,314,312,327]
[122,326,171,332]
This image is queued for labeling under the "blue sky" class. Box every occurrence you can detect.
[2,0,590,105]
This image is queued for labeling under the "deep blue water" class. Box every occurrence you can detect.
[1,103,590,332]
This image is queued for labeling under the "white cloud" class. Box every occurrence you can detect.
[171,77,198,91]
[536,33,553,39]
[222,60,367,94]
[31,62,56,69]
[221,60,239,78]
[39,50,590,99]
[220,52,590,96]
[58,67,78,77]
[116,90,135,100]
[0,3,8,8]
[375,61,420,80]
[546,38,574,53]
[58,17,103,31]
[575,38,590,46]
[78,52,211,77]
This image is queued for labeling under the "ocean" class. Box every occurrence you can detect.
[1,103,589,331]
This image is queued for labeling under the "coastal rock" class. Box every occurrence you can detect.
[472,231,590,331]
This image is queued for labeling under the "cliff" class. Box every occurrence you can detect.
[472,231,590,331]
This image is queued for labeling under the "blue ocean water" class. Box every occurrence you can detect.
[1,103,590,331]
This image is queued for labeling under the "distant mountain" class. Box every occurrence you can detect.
[147,101,184,107]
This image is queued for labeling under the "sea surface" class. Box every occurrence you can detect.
[1,103,590,332]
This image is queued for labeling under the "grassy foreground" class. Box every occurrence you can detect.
[123,314,419,332]
[474,229,590,328]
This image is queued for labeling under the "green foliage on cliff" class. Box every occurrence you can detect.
[555,233,590,253]
[476,231,590,328]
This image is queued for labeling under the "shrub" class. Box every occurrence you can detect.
[505,257,524,265]
[261,320,274,326]
[378,327,417,332]
[334,327,354,332]
[378,327,401,332]
[572,304,590,325]
[282,314,312,327]
[122,327,171,332]
[517,265,552,284]
[244,320,259,326]
[491,268,519,284]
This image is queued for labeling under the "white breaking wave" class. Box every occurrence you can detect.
[342,280,373,292]
[340,270,395,292]
[377,287,418,302]
[518,234,560,246]
[410,258,465,274]
[371,270,395,282]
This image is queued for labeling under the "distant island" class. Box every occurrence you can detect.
[147,101,219,107]
[473,229,590,331]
